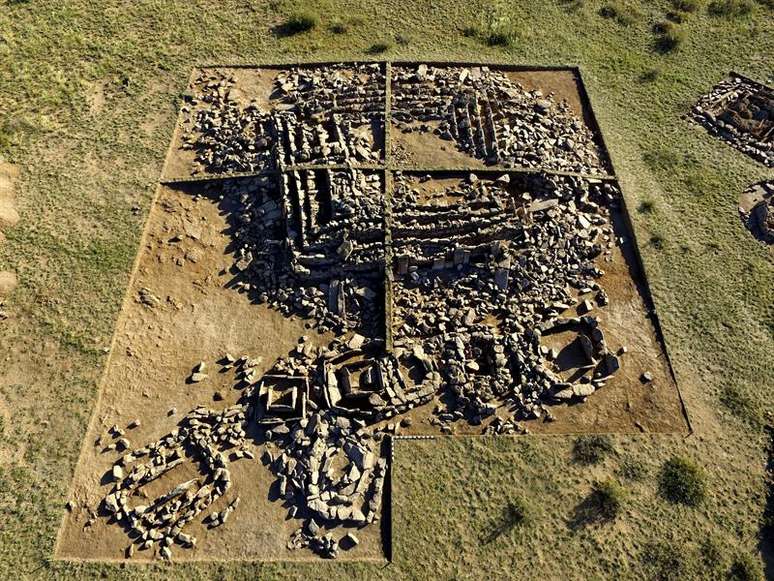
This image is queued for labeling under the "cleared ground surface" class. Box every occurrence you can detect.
[0,1,772,579]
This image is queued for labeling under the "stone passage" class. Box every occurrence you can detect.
[691,73,773,167]
[77,62,680,562]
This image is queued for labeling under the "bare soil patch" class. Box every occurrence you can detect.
[0,159,20,230]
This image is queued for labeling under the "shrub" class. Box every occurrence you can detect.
[366,41,391,54]
[666,10,687,21]
[649,234,665,249]
[639,68,661,82]
[708,0,754,15]
[506,497,530,526]
[655,21,686,52]
[481,1,514,46]
[638,199,655,213]
[572,435,615,465]
[658,456,706,506]
[481,497,531,543]
[281,12,318,35]
[486,31,512,46]
[329,19,348,34]
[728,553,764,581]
[462,25,479,37]
[599,1,638,25]
[589,479,624,521]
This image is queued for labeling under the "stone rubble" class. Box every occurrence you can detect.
[691,75,773,168]
[392,64,609,174]
[390,172,624,422]
[99,399,248,560]
[209,169,385,336]
[181,63,384,176]
[739,180,774,245]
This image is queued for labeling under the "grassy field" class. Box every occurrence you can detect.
[0,0,772,579]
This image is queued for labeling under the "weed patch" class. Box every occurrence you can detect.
[572,435,615,465]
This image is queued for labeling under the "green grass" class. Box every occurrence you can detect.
[617,456,648,481]
[708,0,755,16]
[641,541,694,580]
[719,385,762,425]
[0,0,771,579]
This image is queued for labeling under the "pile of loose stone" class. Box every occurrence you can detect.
[739,180,774,244]
[181,64,384,175]
[391,172,624,423]
[263,410,386,558]
[181,71,276,174]
[99,62,640,560]
[98,174,626,558]
[99,399,249,560]
[691,75,773,167]
[392,64,608,174]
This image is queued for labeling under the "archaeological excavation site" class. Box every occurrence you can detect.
[56,62,689,563]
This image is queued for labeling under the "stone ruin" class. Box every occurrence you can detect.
[181,63,385,174]
[691,74,773,167]
[739,180,774,245]
[96,62,646,561]
[391,64,609,173]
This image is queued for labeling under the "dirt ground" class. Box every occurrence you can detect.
[55,182,386,562]
[0,160,19,298]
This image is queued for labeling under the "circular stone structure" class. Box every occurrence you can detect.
[738,180,774,245]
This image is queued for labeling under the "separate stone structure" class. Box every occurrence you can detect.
[739,179,774,245]
[691,74,773,167]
